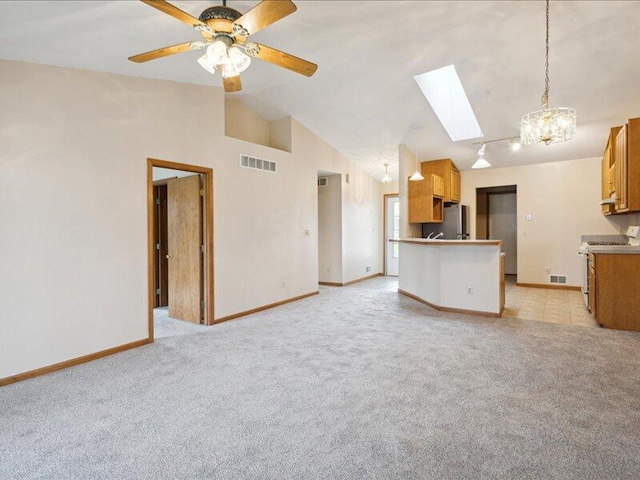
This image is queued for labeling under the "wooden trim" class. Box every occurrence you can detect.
[147,158,215,336]
[213,291,319,324]
[0,339,150,387]
[398,289,501,318]
[343,272,383,286]
[392,239,502,246]
[383,193,399,276]
[148,158,213,174]
[147,160,155,341]
[319,273,383,287]
[516,282,581,291]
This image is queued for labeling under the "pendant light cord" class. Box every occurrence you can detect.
[541,0,550,109]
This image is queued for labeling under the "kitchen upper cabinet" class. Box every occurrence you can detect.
[420,159,461,204]
[408,174,444,224]
[602,118,640,215]
[601,127,621,215]
[616,123,629,212]
[590,253,640,331]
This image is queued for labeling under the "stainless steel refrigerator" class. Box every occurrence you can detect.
[422,205,469,240]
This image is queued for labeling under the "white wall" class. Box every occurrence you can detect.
[293,120,385,284]
[341,166,384,282]
[0,60,383,379]
[318,174,342,283]
[461,157,639,286]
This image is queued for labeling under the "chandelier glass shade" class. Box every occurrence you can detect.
[520,0,576,146]
[197,40,251,78]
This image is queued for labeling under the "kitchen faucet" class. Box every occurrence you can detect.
[433,232,444,239]
[427,232,434,239]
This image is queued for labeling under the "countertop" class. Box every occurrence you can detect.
[587,245,640,254]
[389,238,502,247]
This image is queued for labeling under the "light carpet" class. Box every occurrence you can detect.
[154,307,208,339]
[1,277,640,479]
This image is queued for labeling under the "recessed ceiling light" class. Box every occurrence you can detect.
[414,65,484,142]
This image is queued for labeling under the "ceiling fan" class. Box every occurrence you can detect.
[128,0,318,93]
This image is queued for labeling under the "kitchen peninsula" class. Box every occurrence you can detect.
[392,239,505,317]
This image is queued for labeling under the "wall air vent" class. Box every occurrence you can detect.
[549,275,567,285]
[317,177,328,187]
[240,154,277,173]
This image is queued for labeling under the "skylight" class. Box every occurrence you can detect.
[414,65,483,142]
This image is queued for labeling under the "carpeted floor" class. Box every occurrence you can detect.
[154,307,208,339]
[2,277,640,479]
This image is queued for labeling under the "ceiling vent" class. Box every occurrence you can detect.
[317,177,328,187]
[240,154,277,173]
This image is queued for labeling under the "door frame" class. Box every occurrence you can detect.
[147,158,215,341]
[383,193,399,276]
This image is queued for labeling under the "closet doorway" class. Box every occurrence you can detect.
[476,185,517,276]
[147,158,214,341]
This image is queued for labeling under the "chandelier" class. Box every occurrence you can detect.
[520,0,576,145]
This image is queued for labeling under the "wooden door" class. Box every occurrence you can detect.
[167,175,203,324]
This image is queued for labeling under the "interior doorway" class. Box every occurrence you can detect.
[476,185,517,276]
[317,171,342,285]
[147,158,214,341]
[384,194,400,276]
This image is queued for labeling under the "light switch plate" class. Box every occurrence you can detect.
[627,225,639,238]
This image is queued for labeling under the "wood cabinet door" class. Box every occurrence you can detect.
[450,168,461,203]
[432,175,444,198]
[616,125,628,211]
[167,175,203,324]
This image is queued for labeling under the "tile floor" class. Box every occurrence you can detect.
[502,275,599,328]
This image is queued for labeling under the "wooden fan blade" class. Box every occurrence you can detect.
[252,43,317,77]
[223,76,243,93]
[128,42,199,63]
[140,0,209,30]
[233,0,297,36]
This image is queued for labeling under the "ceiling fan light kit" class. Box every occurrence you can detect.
[520,0,576,145]
[129,0,317,93]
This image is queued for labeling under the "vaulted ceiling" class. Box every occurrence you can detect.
[1,1,640,181]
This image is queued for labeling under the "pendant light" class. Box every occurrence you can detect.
[471,143,491,169]
[520,0,576,145]
[409,150,424,181]
[381,163,392,184]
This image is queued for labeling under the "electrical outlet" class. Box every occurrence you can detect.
[281,281,286,289]
[467,287,473,295]
[326,267,331,273]
[546,267,551,273]
[365,265,371,273]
